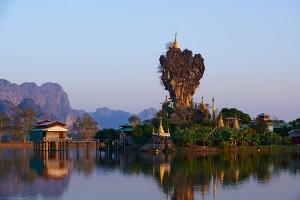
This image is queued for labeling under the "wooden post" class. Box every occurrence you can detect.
[86,141,89,151]
[45,142,48,151]
[55,142,58,151]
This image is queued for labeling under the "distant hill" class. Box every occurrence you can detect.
[0,79,79,125]
[137,107,157,122]
[90,107,157,129]
[0,79,157,128]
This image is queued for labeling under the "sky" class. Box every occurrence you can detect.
[0,0,299,121]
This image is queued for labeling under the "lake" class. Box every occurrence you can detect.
[0,146,300,200]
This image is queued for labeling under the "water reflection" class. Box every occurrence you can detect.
[0,148,70,199]
[94,150,300,200]
[0,147,300,200]
[31,151,70,179]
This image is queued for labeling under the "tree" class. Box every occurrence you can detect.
[95,128,117,140]
[221,108,252,124]
[165,41,174,50]
[72,114,99,141]
[290,118,300,129]
[128,116,141,125]
[0,112,11,142]
[12,108,36,143]
[255,117,269,133]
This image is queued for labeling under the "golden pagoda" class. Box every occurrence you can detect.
[217,112,225,128]
[233,117,240,129]
[173,33,179,49]
[158,119,165,136]
[199,95,206,111]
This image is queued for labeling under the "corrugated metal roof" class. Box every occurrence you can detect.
[36,121,66,128]
[118,128,134,132]
[119,123,135,128]
[289,129,300,137]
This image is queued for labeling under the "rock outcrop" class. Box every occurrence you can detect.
[140,136,175,152]
[159,46,205,108]
[18,98,56,121]
[0,79,157,128]
[0,79,78,124]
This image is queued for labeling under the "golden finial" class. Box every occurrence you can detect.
[164,95,168,103]
[158,118,165,135]
[218,112,225,128]
[233,117,240,129]
[173,33,179,49]
[199,94,206,110]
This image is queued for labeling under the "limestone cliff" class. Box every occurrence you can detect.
[0,79,77,123]
[159,47,205,108]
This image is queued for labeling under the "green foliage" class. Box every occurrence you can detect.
[221,108,252,124]
[95,128,117,140]
[128,116,141,125]
[255,117,269,133]
[132,124,152,144]
[289,118,300,129]
[274,125,292,137]
[171,125,287,148]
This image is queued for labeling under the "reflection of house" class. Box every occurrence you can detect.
[288,130,300,145]
[30,152,70,179]
[29,120,70,151]
[257,113,274,132]
[45,159,69,179]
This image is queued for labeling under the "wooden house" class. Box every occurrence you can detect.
[29,120,70,151]
[288,129,300,145]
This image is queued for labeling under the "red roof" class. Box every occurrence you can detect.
[36,121,66,128]
[37,119,50,125]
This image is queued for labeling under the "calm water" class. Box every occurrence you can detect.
[1,147,300,200]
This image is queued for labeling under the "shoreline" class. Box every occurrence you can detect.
[0,142,297,152]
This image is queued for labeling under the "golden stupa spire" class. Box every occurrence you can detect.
[158,118,165,135]
[212,97,216,120]
[217,112,225,128]
[173,33,179,49]
[199,94,206,110]
[233,117,240,129]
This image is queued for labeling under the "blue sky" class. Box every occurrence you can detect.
[0,0,299,121]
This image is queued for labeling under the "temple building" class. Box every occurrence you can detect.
[288,129,300,145]
[153,118,170,137]
[257,113,274,132]
[198,95,211,120]
[162,95,174,110]
[118,123,135,145]
[224,117,240,129]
